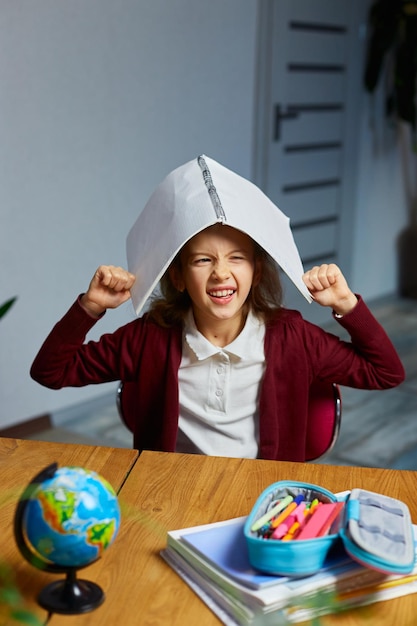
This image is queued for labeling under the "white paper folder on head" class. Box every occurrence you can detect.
[127,155,312,316]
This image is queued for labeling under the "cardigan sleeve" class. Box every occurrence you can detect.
[30,297,141,389]
[304,296,405,389]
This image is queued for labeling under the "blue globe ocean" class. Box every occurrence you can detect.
[22,466,121,568]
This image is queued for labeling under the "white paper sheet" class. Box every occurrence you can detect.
[127,155,312,315]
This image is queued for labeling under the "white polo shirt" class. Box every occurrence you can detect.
[176,310,266,458]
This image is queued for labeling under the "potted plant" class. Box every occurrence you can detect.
[364,0,417,298]
[0,297,17,320]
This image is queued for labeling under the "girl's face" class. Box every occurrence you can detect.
[173,225,259,340]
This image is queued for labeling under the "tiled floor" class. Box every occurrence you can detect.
[26,296,417,470]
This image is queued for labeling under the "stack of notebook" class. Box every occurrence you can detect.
[161,516,417,625]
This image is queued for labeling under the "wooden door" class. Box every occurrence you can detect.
[255,0,365,322]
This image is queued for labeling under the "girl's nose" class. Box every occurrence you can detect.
[212,261,230,281]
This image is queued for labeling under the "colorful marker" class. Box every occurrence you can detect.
[271,500,306,539]
[282,499,321,540]
[269,494,305,532]
[250,495,293,533]
[295,501,344,540]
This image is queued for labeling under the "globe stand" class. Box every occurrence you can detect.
[14,463,106,615]
[38,567,104,614]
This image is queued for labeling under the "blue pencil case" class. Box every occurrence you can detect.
[244,480,415,577]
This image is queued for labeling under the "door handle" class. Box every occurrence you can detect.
[273,104,299,142]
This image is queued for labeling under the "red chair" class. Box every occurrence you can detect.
[305,381,342,461]
[117,380,341,461]
[116,381,138,434]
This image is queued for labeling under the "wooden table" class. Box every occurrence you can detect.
[0,437,138,626]
[45,449,417,626]
[2,439,417,625]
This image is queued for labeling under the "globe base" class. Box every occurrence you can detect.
[38,570,105,615]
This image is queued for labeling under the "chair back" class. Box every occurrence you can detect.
[305,381,342,461]
[117,380,342,460]
[116,381,137,433]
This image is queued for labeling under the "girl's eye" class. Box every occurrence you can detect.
[193,257,211,265]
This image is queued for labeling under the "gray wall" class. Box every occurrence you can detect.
[0,0,409,429]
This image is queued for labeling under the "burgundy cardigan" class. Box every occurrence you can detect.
[31,297,404,461]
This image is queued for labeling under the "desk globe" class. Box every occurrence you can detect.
[14,463,120,614]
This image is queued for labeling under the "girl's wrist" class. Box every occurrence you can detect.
[80,294,106,319]
[333,293,358,317]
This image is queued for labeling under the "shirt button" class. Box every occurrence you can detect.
[217,366,224,375]
[215,389,223,397]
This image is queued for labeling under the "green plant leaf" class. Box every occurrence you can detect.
[0,297,17,320]
[0,561,44,626]
[10,609,45,626]
[0,587,22,604]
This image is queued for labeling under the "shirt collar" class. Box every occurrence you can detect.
[183,309,265,361]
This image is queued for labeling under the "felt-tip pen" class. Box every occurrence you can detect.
[271,500,306,540]
[269,494,305,531]
[250,495,293,533]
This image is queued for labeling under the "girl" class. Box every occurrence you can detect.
[31,222,404,461]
